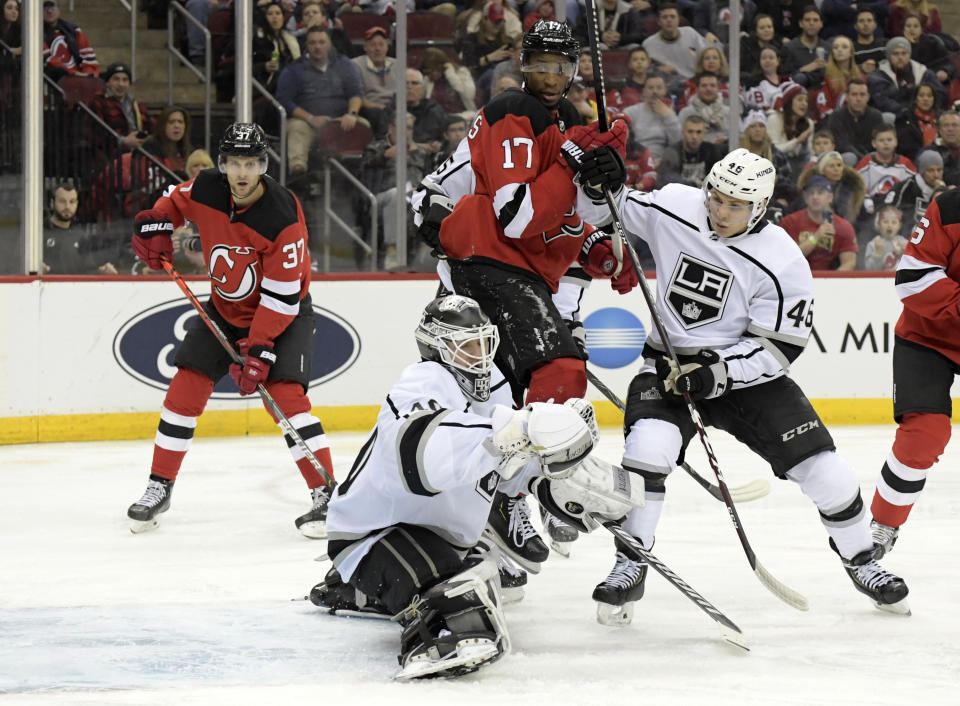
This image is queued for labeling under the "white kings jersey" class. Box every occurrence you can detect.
[577,183,815,388]
[326,361,532,581]
[413,138,590,320]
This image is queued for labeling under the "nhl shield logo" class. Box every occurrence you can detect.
[667,254,732,328]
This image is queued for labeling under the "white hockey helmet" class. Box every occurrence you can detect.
[415,295,500,401]
[703,148,776,232]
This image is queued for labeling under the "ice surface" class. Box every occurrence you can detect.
[1,426,958,705]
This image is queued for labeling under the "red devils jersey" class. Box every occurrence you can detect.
[894,190,960,365]
[438,90,591,292]
[154,169,311,345]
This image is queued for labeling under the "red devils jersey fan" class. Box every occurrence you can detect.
[125,123,335,538]
[432,20,638,407]
[869,188,960,559]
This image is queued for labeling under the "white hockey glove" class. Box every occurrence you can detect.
[656,350,729,401]
[563,397,600,451]
[488,402,594,480]
[528,456,644,533]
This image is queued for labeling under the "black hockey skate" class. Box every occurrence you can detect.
[309,567,390,619]
[395,560,509,680]
[496,554,527,604]
[593,540,649,626]
[833,539,910,615]
[127,476,173,533]
[295,484,333,539]
[539,505,579,558]
[870,520,900,559]
[483,492,549,573]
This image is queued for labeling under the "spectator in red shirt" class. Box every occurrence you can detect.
[781,174,858,270]
[42,0,98,79]
[89,62,155,152]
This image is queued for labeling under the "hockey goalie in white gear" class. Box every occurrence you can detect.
[314,295,631,680]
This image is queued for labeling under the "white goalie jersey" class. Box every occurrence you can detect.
[326,361,528,581]
[577,183,815,388]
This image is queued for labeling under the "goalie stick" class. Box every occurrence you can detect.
[578,18,807,608]
[160,258,335,487]
[585,367,770,503]
[595,515,748,650]
[582,0,624,277]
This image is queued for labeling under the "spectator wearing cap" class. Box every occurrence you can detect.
[781,174,858,271]
[658,114,722,188]
[824,78,884,161]
[739,110,793,202]
[42,0,98,79]
[767,82,813,173]
[867,36,945,118]
[89,62,155,152]
[276,25,363,175]
[884,148,948,226]
[460,3,521,103]
[799,149,865,223]
[351,25,397,138]
[676,72,729,147]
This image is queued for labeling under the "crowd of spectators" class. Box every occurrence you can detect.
[2,0,959,274]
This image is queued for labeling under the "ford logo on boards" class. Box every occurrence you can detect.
[583,307,646,368]
[112,298,360,398]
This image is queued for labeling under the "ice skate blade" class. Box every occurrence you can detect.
[875,598,911,616]
[297,520,327,539]
[129,518,161,534]
[499,585,525,604]
[328,607,392,620]
[395,639,501,680]
[596,601,635,627]
[549,538,572,558]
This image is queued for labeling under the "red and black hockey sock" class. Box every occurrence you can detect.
[265,381,335,489]
[150,368,214,482]
[872,412,951,527]
[525,357,587,405]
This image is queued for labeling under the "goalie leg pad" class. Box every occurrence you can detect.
[396,559,510,680]
[340,525,465,615]
[529,456,645,533]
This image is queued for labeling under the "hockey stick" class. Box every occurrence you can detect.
[573,171,807,610]
[582,0,624,277]
[160,259,335,487]
[585,367,771,503]
[595,515,748,650]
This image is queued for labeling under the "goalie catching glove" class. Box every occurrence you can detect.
[488,400,595,480]
[655,350,729,401]
[529,456,645,533]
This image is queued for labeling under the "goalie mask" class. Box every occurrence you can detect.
[415,296,500,402]
[703,147,776,234]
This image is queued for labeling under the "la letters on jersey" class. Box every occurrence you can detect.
[667,253,733,328]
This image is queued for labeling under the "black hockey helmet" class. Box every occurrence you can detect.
[218,122,269,174]
[521,19,580,63]
[520,20,580,100]
[415,295,500,402]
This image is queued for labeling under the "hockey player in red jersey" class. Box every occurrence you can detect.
[869,188,960,557]
[126,123,335,538]
[432,19,638,408]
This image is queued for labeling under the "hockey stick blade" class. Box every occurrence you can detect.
[754,560,809,611]
[597,515,748,649]
[586,368,770,503]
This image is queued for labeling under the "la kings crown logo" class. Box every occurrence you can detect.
[667,253,732,328]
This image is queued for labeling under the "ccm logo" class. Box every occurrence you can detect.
[781,420,820,442]
[141,222,172,231]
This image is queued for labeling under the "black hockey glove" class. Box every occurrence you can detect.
[655,350,729,401]
[562,142,626,198]
[563,319,588,360]
[417,193,455,257]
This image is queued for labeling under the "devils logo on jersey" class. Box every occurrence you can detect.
[208,245,258,301]
[666,253,732,328]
